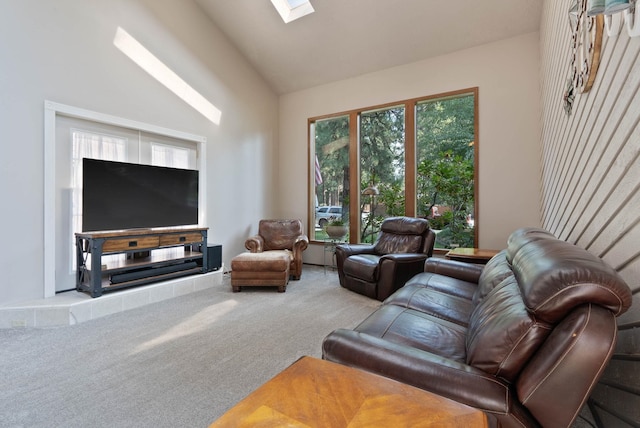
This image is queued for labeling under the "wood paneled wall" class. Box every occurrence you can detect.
[541,1,640,426]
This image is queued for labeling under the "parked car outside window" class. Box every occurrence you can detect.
[315,206,342,227]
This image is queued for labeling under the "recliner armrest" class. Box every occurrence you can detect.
[376,254,431,300]
[245,235,264,252]
[292,234,309,256]
[294,234,309,249]
[335,243,376,258]
[380,253,429,263]
[424,258,484,284]
[335,244,376,287]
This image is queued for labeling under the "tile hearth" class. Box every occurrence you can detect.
[0,268,223,329]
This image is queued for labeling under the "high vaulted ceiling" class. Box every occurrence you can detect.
[195,0,543,94]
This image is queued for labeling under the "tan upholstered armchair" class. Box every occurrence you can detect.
[245,219,309,279]
[335,216,435,301]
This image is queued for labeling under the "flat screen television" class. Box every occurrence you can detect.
[82,158,199,232]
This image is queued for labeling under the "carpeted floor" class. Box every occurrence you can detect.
[0,265,380,428]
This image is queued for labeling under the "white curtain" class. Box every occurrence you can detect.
[151,142,190,169]
[71,130,127,243]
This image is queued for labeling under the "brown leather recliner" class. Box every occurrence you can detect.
[335,216,436,301]
[323,228,633,427]
[245,219,309,279]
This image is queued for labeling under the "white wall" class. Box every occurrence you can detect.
[540,1,640,424]
[279,32,542,264]
[0,0,278,305]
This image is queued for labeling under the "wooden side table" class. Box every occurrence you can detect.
[445,248,499,264]
[210,356,487,427]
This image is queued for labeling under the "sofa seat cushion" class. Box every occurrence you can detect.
[355,304,467,362]
[342,254,380,282]
[385,284,474,327]
[403,272,477,300]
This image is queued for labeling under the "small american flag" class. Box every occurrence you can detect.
[315,155,323,185]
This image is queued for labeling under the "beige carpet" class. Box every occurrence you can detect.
[0,265,380,427]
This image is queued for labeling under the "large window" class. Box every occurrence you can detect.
[311,115,351,240]
[360,105,405,243]
[416,93,476,249]
[309,88,477,250]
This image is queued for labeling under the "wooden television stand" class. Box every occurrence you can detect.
[75,227,208,298]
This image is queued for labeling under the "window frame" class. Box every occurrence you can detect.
[308,87,479,251]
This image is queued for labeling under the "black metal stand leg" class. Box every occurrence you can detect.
[90,239,103,297]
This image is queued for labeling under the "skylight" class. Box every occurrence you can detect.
[270,0,314,23]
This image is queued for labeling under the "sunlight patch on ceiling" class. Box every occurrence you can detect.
[270,0,314,23]
[113,27,222,125]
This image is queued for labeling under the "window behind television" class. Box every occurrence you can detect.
[82,158,199,232]
[48,111,203,294]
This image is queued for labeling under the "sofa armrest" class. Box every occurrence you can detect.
[245,235,264,252]
[322,329,526,418]
[424,258,484,284]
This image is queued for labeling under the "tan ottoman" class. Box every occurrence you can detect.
[231,251,291,292]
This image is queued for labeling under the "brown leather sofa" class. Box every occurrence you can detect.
[335,216,436,301]
[244,219,309,279]
[323,228,632,427]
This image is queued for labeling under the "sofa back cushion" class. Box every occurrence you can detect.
[474,250,513,305]
[466,276,553,382]
[373,217,429,255]
[473,227,556,306]
[505,227,557,261]
[467,228,632,382]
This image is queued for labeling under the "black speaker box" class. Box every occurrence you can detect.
[194,244,222,272]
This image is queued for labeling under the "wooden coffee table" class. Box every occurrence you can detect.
[210,356,487,427]
[445,247,499,264]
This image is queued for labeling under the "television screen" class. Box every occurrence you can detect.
[82,158,199,232]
